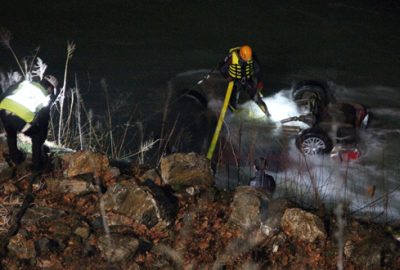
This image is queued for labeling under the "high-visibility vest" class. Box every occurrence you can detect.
[228,47,254,79]
[0,81,50,123]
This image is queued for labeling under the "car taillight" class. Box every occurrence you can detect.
[330,146,360,162]
[344,150,360,160]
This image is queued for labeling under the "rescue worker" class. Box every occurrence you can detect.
[220,45,270,116]
[248,157,276,195]
[0,75,58,171]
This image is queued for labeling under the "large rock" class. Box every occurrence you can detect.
[280,208,327,243]
[46,177,99,195]
[224,186,272,232]
[61,150,110,178]
[160,153,214,188]
[103,180,176,229]
[21,206,66,225]
[7,233,36,260]
[350,232,400,269]
[261,198,300,236]
[96,234,139,263]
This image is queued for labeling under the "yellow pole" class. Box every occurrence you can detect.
[207,81,234,160]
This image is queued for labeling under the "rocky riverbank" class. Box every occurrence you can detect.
[0,148,399,269]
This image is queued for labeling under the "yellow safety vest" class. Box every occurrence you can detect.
[0,81,50,123]
[228,47,254,79]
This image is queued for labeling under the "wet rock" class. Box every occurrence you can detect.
[102,166,121,183]
[21,206,66,225]
[39,258,63,269]
[52,221,72,237]
[261,198,301,236]
[96,234,139,263]
[50,221,73,249]
[350,232,400,269]
[61,150,110,178]
[140,168,162,184]
[103,180,176,229]
[35,238,59,253]
[280,208,327,243]
[224,186,272,233]
[46,177,99,195]
[75,226,91,239]
[7,233,36,259]
[160,152,214,189]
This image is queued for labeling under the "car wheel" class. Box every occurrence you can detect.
[296,128,333,155]
[293,80,329,106]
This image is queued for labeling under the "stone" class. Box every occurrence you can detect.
[46,177,99,195]
[261,198,301,236]
[224,186,272,232]
[103,180,176,229]
[280,208,327,243]
[350,232,400,269]
[160,152,214,188]
[75,226,91,239]
[61,150,109,178]
[7,233,36,259]
[140,168,161,183]
[21,206,66,225]
[96,234,139,263]
[35,238,59,253]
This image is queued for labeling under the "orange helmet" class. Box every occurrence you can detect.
[239,45,252,61]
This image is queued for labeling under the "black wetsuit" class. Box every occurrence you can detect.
[220,49,268,114]
[248,170,276,195]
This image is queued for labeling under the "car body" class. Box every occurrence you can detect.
[280,81,369,161]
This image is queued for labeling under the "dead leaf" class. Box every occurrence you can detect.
[367,185,375,197]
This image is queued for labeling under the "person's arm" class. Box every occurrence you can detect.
[219,53,232,80]
[251,53,264,90]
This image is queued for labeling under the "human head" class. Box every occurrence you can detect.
[254,157,267,171]
[41,75,58,93]
[239,45,252,61]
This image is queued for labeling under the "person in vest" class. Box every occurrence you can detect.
[220,45,270,116]
[0,75,58,171]
[248,157,276,195]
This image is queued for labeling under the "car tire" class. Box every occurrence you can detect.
[295,128,333,155]
[293,80,329,106]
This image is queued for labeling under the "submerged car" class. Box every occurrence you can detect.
[280,80,369,161]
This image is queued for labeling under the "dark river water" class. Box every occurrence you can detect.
[2,0,400,222]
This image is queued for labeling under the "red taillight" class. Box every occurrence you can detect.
[342,151,360,160]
